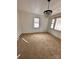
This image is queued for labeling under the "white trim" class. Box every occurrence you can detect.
[17,54,21,59]
[22,38,29,43]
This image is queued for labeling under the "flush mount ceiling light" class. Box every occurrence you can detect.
[43,0,52,17]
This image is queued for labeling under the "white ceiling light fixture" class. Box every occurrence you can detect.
[43,0,52,17]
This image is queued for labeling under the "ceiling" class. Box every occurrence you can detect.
[17,0,61,15]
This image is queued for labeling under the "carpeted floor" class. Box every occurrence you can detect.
[17,32,61,59]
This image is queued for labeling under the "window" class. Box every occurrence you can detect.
[51,19,55,29]
[54,17,61,31]
[34,18,39,28]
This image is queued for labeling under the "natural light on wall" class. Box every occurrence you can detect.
[34,18,39,28]
[54,18,61,31]
[51,19,55,29]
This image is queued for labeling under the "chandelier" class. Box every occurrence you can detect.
[43,0,52,17]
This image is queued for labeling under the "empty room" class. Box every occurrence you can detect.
[17,0,61,59]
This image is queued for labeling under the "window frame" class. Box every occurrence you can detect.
[50,19,56,29]
[54,17,61,31]
[33,17,40,28]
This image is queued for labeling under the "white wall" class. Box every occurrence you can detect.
[17,10,61,39]
[48,29,61,39]
[17,10,49,33]
[17,10,23,38]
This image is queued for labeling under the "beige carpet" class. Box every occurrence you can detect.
[17,32,61,59]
